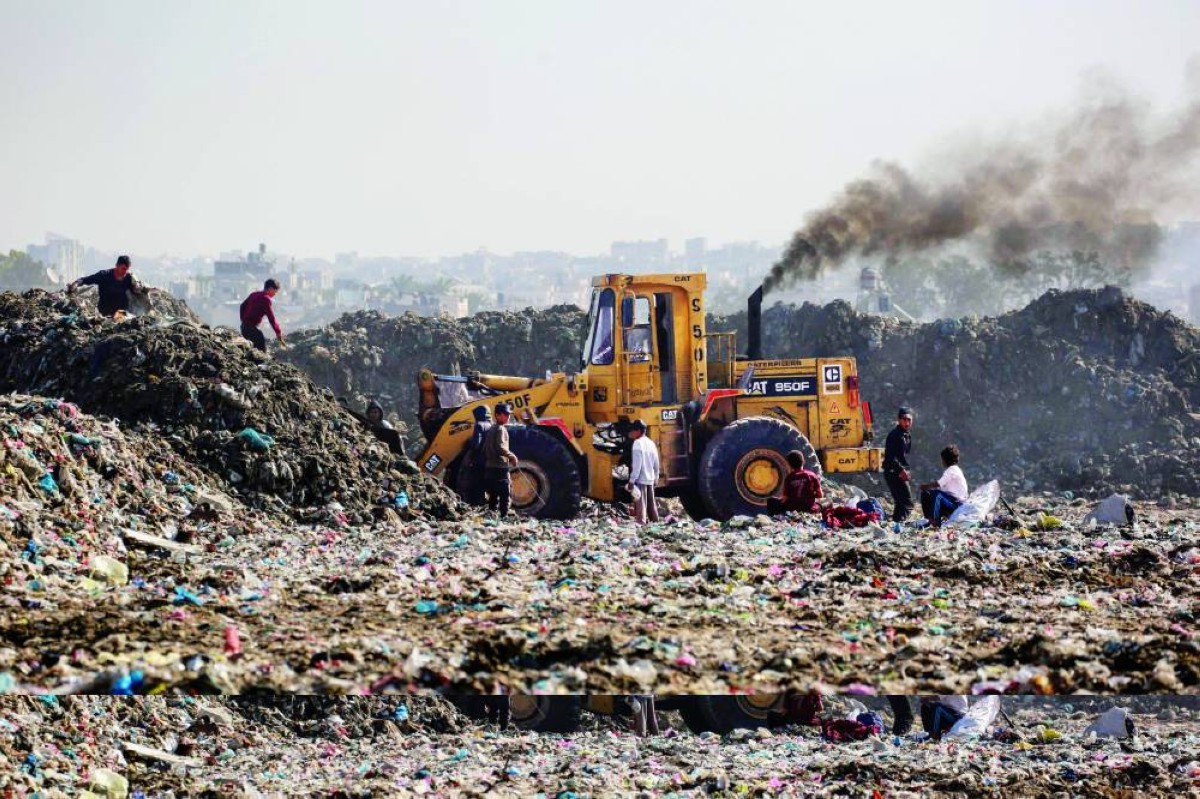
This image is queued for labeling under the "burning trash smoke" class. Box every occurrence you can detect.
[764,63,1200,294]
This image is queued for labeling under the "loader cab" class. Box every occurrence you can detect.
[580,273,707,422]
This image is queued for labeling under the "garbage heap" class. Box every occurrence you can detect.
[0,290,458,519]
[2,697,1197,797]
[710,286,1200,499]
[0,392,248,604]
[280,305,586,434]
[0,696,467,798]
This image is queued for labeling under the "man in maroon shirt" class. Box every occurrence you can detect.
[767,450,823,515]
[239,279,284,352]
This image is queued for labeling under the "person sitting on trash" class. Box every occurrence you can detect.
[67,255,146,318]
[918,444,969,527]
[920,695,969,740]
[483,402,519,515]
[767,450,824,515]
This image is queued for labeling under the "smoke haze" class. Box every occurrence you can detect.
[764,63,1200,294]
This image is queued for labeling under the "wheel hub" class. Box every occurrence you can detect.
[735,449,786,500]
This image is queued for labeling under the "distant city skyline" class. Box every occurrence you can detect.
[2,2,1198,258]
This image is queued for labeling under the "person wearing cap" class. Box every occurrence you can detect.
[463,405,493,505]
[883,407,915,526]
[627,419,661,524]
[239,279,284,352]
[483,402,519,515]
[68,255,145,318]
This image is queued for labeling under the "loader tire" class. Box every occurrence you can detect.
[676,695,784,734]
[698,417,820,520]
[506,426,582,520]
[509,696,583,733]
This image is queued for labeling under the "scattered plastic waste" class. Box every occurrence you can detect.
[0,697,1194,796]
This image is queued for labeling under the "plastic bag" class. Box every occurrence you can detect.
[842,698,868,720]
[1082,494,1135,526]
[1083,707,1133,738]
[945,479,1000,526]
[945,695,1000,739]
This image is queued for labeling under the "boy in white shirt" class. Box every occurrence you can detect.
[627,419,661,524]
[919,444,968,527]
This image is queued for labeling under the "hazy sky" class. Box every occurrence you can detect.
[2,0,1198,259]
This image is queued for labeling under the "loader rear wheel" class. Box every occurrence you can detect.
[676,695,785,734]
[506,426,582,520]
[698,417,820,521]
[509,696,583,733]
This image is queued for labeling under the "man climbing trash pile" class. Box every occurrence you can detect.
[67,255,146,318]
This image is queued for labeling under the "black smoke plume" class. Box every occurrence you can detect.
[764,64,1200,294]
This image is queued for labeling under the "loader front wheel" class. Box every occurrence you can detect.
[506,426,583,520]
[698,417,819,520]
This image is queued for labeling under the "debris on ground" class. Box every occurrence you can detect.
[3,486,1197,693]
[1,697,1197,796]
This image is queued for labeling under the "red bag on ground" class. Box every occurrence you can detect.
[822,505,874,529]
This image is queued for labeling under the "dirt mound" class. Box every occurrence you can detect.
[280,305,585,435]
[710,286,1200,498]
[0,289,458,519]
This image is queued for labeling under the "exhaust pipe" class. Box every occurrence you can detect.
[747,285,763,360]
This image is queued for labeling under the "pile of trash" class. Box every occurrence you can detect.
[711,286,1200,500]
[0,290,458,519]
[4,488,1195,695]
[279,305,586,434]
[2,697,1196,796]
[0,392,246,605]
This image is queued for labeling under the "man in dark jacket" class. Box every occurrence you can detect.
[883,407,915,525]
[239,279,284,352]
[463,405,493,505]
[68,255,144,317]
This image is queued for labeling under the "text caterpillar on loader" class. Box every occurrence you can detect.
[416,273,883,521]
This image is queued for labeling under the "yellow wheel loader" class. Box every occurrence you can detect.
[417,273,883,521]
[451,694,788,734]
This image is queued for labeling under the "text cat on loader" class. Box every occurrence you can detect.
[417,273,882,520]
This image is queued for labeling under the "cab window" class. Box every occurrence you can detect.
[623,295,652,363]
[585,288,616,365]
